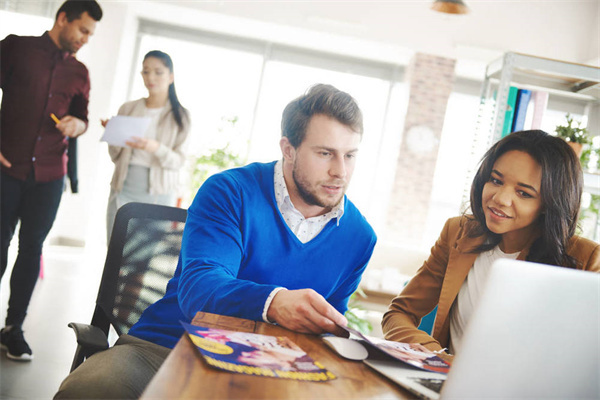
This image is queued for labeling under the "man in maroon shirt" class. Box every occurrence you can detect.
[0,0,103,361]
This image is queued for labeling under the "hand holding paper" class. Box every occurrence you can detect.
[126,136,160,153]
[101,116,151,147]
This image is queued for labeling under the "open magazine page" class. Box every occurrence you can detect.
[181,322,336,382]
[341,325,450,374]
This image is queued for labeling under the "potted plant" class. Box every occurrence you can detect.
[580,140,600,172]
[555,113,591,158]
[188,116,246,198]
[345,288,373,335]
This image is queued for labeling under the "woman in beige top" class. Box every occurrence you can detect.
[103,50,191,240]
[382,130,600,361]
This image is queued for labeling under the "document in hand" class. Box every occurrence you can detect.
[181,321,336,382]
[339,325,450,374]
[100,115,151,147]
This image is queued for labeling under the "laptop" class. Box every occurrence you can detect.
[364,258,600,399]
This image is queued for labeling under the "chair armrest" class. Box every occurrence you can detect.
[67,322,110,354]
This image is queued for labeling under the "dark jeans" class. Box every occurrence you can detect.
[1,171,64,327]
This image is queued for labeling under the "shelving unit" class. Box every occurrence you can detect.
[481,52,600,144]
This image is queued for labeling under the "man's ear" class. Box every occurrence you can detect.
[280,137,295,162]
[55,11,68,28]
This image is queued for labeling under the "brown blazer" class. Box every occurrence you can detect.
[381,216,600,353]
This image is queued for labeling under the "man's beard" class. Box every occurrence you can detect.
[59,31,79,53]
[292,162,345,210]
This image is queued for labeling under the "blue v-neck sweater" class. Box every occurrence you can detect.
[129,161,377,349]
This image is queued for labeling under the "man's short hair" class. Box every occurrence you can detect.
[281,84,363,148]
[56,0,103,22]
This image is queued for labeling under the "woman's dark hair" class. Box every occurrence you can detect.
[56,0,103,22]
[468,129,583,268]
[281,84,363,148]
[143,50,188,131]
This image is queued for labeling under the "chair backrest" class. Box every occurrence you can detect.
[91,202,187,337]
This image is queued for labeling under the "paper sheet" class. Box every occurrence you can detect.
[100,115,151,147]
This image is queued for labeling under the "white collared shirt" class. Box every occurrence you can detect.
[262,160,345,322]
[273,159,344,244]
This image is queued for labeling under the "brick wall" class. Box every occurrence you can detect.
[386,53,456,247]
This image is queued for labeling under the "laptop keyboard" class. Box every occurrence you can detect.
[409,377,445,394]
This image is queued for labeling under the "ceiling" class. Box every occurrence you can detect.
[153,0,599,67]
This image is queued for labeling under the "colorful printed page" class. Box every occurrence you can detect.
[181,322,336,382]
[341,325,451,374]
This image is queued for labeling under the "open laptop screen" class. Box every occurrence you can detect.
[441,259,599,399]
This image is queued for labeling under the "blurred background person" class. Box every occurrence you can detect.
[104,50,190,240]
[0,0,102,362]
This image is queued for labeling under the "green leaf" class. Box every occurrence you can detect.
[345,289,373,335]
[555,113,591,145]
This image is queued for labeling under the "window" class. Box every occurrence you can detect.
[426,91,480,246]
[133,34,264,157]
[132,22,405,233]
[249,59,394,212]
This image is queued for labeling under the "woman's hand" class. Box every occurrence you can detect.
[408,343,434,353]
[125,136,160,153]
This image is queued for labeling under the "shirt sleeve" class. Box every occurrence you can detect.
[381,218,453,352]
[262,287,287,323]
[153,110,190,170]
[67,65,90,125]
[0,35,16,90]
[177,172,280,321]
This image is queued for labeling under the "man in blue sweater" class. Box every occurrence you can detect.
[55,83,377,399]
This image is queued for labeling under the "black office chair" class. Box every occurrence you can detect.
[67,202,187,372]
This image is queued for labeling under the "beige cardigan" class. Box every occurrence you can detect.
[382,216,600,353]
[108,98,191,195]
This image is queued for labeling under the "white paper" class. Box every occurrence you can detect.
[101,116,152,147]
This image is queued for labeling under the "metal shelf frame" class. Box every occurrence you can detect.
[481,52,600,143]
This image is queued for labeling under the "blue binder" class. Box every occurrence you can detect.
[501,86,519,138]
[511,89,532,132]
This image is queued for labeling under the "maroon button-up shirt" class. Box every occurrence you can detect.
[0,32,90,182]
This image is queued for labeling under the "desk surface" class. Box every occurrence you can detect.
[141,312,413,399]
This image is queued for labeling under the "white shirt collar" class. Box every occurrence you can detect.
[273,160,344,243]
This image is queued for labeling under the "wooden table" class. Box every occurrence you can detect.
[141,312,413,399]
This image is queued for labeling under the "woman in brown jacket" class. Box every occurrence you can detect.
[382,130,600,360]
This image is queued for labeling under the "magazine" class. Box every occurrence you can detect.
[181,321,336,382]
[339,325,451,374]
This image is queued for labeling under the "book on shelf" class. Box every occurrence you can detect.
[530,90,549,130]
[501,86,519,138]
[511,89,532,132]
[181,321,336,382]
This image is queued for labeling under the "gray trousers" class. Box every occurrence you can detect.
[107,165,175,242]
[54,334,171,399]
